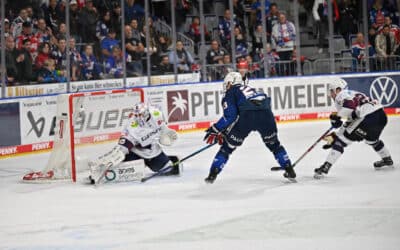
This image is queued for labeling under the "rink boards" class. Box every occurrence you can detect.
[1,72,399,157]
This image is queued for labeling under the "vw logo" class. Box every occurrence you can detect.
[370,77,398,107]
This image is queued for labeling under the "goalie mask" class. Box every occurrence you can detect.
[223,72,243,92]
[132,103,150,122]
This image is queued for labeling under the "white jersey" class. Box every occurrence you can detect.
[120,107,167,159]
[334,89,382,120]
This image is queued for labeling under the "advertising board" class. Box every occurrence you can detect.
[1,73,399,157]
[4,73,200,98]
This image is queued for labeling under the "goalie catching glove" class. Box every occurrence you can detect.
[159,125,178,146]
[204,126,224,145]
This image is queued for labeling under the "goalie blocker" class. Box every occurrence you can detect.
[88,103,181,184]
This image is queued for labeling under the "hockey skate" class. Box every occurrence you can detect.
[160,164,180,176]
[374,156,394,170]
[205,167,220,184]
[314,162,332,179]
[158,156,182,176]
[283,164,296,181]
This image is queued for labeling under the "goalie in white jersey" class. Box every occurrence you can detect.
[88,102,179,184]
[314,78,394,178]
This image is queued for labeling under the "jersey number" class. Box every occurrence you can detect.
[240,85,257,99]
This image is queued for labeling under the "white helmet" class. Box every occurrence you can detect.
[328,78,348,92]
[132,102,150,121]
[223,72,243,92]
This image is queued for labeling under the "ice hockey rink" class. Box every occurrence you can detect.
[0,117,399,250]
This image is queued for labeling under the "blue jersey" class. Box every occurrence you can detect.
[214,85,269,131]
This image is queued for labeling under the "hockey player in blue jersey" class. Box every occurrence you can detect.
[203,72,296,183]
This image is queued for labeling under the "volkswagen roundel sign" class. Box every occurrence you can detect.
[369,77,398,107]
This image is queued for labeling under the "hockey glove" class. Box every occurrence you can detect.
[204,126,223,145]
[322,132,337,150]
[329,114,343,128]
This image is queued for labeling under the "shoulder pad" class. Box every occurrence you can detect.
[149,107,163,119]
[149,107,166,125]
[127,117,140,128]
[335,90,351,106]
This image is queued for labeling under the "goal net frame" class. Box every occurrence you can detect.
[34,88,144,183]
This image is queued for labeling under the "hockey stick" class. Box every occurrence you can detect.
[271,127,334,171]
[141,143,217,182]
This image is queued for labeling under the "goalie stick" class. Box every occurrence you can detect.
[271,127,334,171]
[141,143,217,182]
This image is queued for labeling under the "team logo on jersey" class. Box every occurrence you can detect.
[167,90,189,122]
[370,77,398,107]
[130,121,139,128]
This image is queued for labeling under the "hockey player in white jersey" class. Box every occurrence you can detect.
[88,102,179,184]
[314,78,394,178]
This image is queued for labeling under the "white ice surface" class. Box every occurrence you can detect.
[0,118,399,250]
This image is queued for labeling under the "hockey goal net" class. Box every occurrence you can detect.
[23,88,144,182]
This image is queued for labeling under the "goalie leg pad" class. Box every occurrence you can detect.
[91,146,126,169]
[88,146,126,183]
[105,160,145,182]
